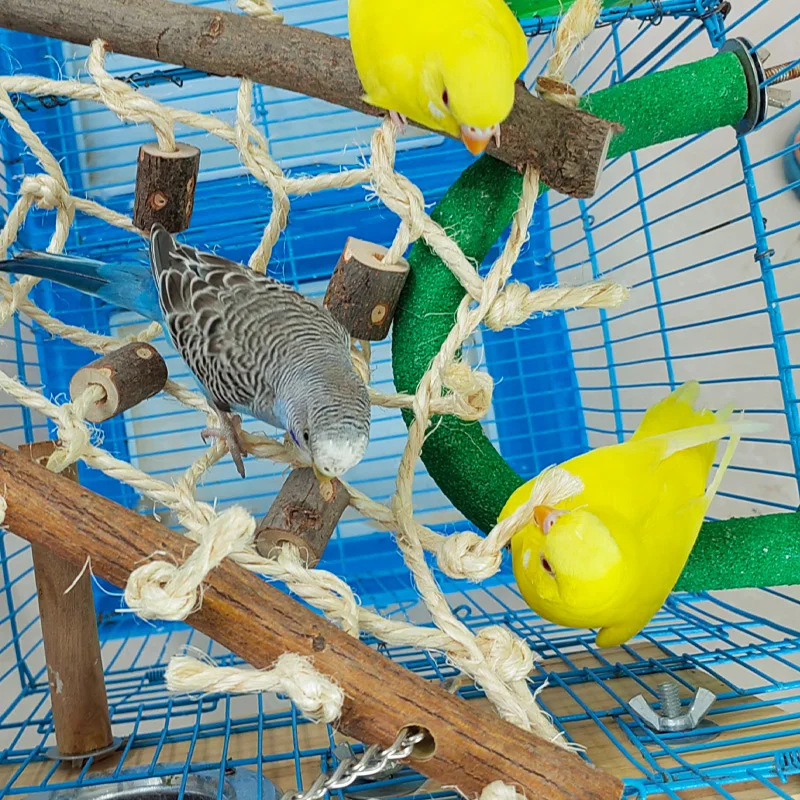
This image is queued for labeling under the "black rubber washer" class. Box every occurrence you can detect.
[721,36,767,135]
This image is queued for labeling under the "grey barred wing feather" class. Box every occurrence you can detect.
[148,225,352,425]
[149,225,274,415]
[148,225,369,480]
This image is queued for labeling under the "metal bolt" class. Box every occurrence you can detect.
[764,62,800,85]
[657,681,682,719]
[755,51,797,109]
[628,681,716,734]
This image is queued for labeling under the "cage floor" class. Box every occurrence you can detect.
[1,575,800,799]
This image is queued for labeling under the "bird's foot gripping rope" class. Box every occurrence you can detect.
[0,0,620,783]
[201,412,248,479]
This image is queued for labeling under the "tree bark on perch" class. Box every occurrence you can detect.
[19,442,115,761]
[0,442,623,800]
[0,0,620,198]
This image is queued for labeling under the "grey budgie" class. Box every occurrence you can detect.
[0,225,371,479]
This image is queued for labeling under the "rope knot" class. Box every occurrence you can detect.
[125,507,255,620]
[47,385,105,473]
[475,626,535,683]
[236,0,284,21]
[484,282,534,331]
[125,560,198,621]
[21,174,71,211]
[535,75,579,108]
[441,361,493,420]
[166,650,343,723]
[437,531,502,581]
[480,782,525,800]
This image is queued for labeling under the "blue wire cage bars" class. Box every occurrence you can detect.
[1,1,800,798]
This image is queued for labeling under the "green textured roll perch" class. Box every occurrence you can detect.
[392,48,800,592]
[507,0,632,21]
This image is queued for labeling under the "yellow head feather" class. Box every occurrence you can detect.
[434,33,521,131]
[511,509,624,628]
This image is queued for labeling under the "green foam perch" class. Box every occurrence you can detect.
[506,0,632,22]
[391,49,800,593]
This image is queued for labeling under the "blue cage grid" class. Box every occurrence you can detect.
[1,0,800,798]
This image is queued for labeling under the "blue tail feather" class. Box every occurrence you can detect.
[0,251,163,322]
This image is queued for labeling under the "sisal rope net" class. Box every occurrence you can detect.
[0,1,618,787]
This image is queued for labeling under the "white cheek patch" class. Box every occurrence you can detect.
[428,101,446,120]
[523,549,531,569]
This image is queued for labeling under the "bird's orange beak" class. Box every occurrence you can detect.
[533,505,554,530]
[460,124,498,156]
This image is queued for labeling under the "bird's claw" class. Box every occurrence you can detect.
[201,413,247,479]
[493,125,501,148]
[389,110,407,133]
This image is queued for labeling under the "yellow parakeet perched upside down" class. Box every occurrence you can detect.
[348,0,529,155]
[500,382,765,648]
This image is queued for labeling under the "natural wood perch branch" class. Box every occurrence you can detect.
[0,0,620,198]
[20,442,115,761]
[0,442,623,800]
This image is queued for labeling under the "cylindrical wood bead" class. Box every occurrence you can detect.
[133,141,201,233]
[255,468,350,566]
[69,342,168,423]
[323,238,410,341]
[19,441,114,759]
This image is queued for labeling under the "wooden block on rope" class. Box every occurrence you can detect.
[0,442,624,800]
[69,342,168,423]
[255,467,350,567]
[19,441,116,761]
[323,238,410,341]
[133,141,200,233]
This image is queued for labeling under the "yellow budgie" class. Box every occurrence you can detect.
[348,0,528,155]
[500,381,764,648]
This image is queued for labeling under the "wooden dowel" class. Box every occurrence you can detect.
[324,238,409,341]
[69,342,168,423]
[133,142,201,233]
[19,442,114,760]
[0,0,620,198]
[255,468,350,567]
[0,442,623,800]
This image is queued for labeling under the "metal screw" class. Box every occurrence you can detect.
[764,62,800,85]
[628,681,716,734]
[657,681,682,719]
[754,51,797,109]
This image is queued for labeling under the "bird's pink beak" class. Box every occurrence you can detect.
[460,124,499,156]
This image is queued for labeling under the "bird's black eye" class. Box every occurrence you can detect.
[442,89,449,107]
[303,430,310,443]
